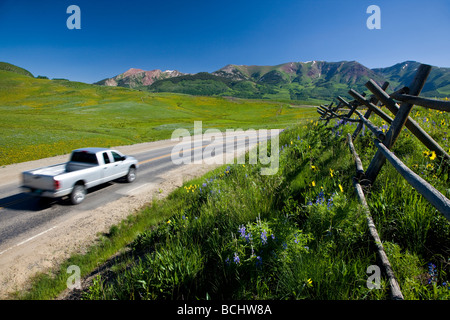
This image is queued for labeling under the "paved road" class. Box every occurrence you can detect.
[0,130,279,255]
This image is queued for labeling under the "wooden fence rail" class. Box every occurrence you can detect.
[316,63,450,300]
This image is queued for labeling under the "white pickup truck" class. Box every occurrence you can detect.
[21,148,139,205]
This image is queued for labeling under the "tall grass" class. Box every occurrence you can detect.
[79,112,449,300]
[21,108,449,300]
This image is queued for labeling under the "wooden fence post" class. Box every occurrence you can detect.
[349,89,394,126]
[366,79,450,162]
[352,82,389,139]
[365,64,432,184]
[353,178,404,300]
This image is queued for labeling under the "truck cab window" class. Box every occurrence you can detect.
[111,151,123,162]
[103,152,111,164]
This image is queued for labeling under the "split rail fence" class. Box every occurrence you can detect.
[316,63,450,300]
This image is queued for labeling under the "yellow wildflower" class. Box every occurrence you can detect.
[429,151,436,161]
[167,220,171,224]
[329,168,334,177]
[339,184,344,193]
[311,181,316,187]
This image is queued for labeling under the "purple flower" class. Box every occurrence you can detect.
[238,225,246,238]
[261,230,268,245]
[233,253,240,264]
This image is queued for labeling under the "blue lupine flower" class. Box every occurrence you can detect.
[202,182,207,187]
[238,225,246,238]
[261,230,268,245]
[234,253,240,264]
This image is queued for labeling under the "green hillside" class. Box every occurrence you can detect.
[0,62,34,77]
[0,69,317,166]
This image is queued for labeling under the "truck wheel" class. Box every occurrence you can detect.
[70,184,86,205]
[125,167,137,183]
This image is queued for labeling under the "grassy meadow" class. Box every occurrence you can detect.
[0,70,318,166]
[21,106,450,300]
[2,66,449,300]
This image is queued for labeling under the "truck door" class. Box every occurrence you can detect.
[101,151,117,183]
[110,151,128,177]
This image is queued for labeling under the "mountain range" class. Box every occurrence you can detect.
[1,60,449,102]
[94,60,450,101]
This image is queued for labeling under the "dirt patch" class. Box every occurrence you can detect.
[0,161,221,299]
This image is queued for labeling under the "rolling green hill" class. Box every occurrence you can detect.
[0,67,316,165]
[0,62,34,77]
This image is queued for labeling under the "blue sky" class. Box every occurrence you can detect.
[1,0,449,83]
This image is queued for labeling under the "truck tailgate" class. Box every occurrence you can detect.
[22,163,66,190]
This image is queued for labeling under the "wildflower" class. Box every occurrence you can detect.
[238,225,246,238]
[167,220,171,224]
[429,151,436,161]
[261,230,268,245]
[426,163,434,170]
[282,242,288,250]
[202,182,207,187]
[233,253,240,265]
[311,181,316,187]
[327,196,334,209]
[311,165,317,171]
[306,278,313,287]
[329,168,334,177]
[339,184,344,193]
[423,150,430,157]
[225,257,230,266]
[316,191,325,205]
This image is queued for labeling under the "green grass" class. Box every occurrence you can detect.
[18,108,450,300]
[0,70,317,165]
